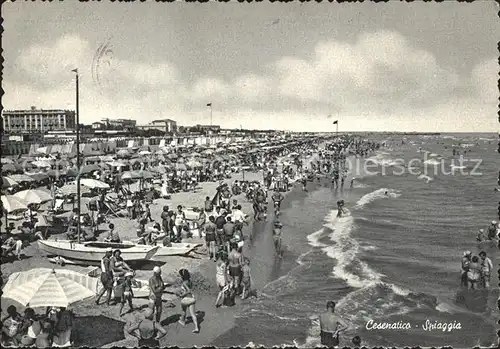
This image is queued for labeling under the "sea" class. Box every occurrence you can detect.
[212,133,499,348]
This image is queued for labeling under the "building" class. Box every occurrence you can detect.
[101,118,137,130]
[194,124,221,135]
[138,119,177,134]
[92,122,105,129]
[2,107,76,133]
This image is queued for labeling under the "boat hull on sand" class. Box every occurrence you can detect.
[150,242,202,259]
[38,240,159,264]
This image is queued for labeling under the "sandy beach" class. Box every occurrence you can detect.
[1,163,300,347]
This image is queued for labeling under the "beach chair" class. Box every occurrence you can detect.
[52,198,65,213]
[102,200,127,218]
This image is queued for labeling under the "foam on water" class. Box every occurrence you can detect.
[354,188,401,209]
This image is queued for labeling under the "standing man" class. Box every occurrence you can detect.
[319,301,348,348]
[96,248,114,305]
[479,251,493,289]
[204,216,218,261]
[161,206,169,235]
[148,266,167,322]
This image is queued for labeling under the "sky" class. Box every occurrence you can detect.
[2,1,499,132]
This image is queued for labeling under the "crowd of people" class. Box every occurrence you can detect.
[1,305,74,348]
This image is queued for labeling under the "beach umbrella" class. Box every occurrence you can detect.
[14,189,53,205]
[203,149,214,155]
[99,155,115,162]
[28,173,50,182]
[175,163,187,171]
[2,163,18,173]
[2,176,18,188]
[2,268,98,308]
[116,149,131,158]
[167,153,178,160]
[107,160,127,168]
[32,160,52,168]
[80,178,110,189]
[186,159,202,168]
[139,150,151,155]
[121,171,141,180]
[133,170,154,179]
[1,195,29,213]
[1,158,14,164]
[10,174,35,183]
[57,183,91,196]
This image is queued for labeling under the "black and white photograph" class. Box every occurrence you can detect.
[1,1,498,348]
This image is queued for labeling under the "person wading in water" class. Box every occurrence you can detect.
[319,301,348,348]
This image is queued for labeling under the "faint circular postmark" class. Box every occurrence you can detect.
[92,37,116,95]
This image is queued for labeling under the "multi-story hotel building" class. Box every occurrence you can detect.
[2,107,76,133]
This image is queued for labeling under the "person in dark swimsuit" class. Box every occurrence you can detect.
[319,301,348,348]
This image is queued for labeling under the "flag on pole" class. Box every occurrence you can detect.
[207,103,212,107]
[333,120,338,125]
[71,68,78,73]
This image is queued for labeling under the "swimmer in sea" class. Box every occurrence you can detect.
[319,301,348,349]
[272,220,283,257]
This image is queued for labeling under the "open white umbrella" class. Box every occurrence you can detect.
[32,160,52,168]
[56,183,91,196]
[1,158,14,164]
[1,195,29,213]
[107,160,127,168]
[2,268,98,308]
[80,178,110,189]
[14,189,53,205]
[139,150,151,155]
[2,176,18,188]
[10,174,35,183]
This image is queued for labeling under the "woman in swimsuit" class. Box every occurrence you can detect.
[467,255,481,290]
[215,254,228,291]
[110,249,134,279]
[177,269,200,333]
[228,243,243,291]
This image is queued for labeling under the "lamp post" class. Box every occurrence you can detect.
[72,68,81,243]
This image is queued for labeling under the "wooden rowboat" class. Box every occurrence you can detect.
[38,240,159,264]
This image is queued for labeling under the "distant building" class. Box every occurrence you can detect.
[92,122,105,129]
[193,124,221,135]
[138,119,177,134]
[2,106,76,133]
[101,118,137,130]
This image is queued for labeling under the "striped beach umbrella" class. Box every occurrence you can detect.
[2,268,98,308]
